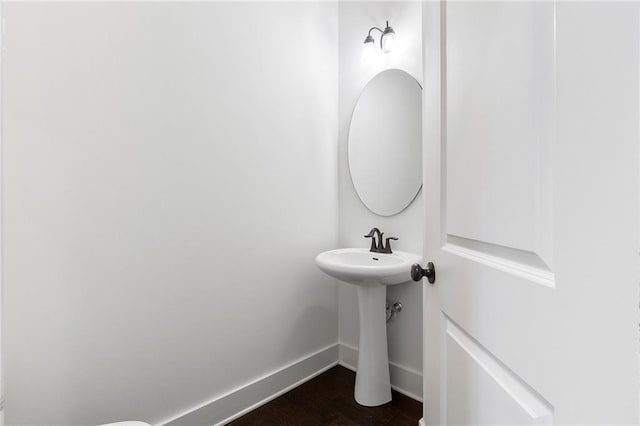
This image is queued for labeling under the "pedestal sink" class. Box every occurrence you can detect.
[315,248,421,406]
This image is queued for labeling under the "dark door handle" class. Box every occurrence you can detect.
[411,262,436,284]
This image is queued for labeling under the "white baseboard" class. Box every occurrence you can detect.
[418,417,425,426]
[159,344,339,426]
[158,342,421,426]
[338,342,423,402]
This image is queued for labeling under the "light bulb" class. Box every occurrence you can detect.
[381,24,396,53]
[362,35,377,62]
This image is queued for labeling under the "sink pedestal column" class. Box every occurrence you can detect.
[354,284,391,406]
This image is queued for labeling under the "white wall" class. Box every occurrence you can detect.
[338,1,423,391]
[2,2,338,425]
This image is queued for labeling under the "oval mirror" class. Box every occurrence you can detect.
[348,69,422,216]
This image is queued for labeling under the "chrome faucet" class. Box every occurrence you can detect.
[364,228,398,254]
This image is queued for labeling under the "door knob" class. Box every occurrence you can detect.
[411,262,436,284]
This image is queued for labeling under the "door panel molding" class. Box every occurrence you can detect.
[442,1,556,273]
[443,235,554,288]
[444,317,554,424]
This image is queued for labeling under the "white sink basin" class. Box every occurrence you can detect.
[315,248,421,287]
[315,247,422,407]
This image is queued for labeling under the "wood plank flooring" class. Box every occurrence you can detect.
[227,366,422,425]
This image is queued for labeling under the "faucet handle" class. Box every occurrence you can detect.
[383,237,398,254]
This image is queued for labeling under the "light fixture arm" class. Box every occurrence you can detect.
[367,26,384,37]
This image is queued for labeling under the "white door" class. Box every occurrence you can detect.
[420,1,639,424]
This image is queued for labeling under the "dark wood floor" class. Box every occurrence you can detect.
[228,366,422,425]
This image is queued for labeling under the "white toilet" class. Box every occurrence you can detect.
[99,422,151,426]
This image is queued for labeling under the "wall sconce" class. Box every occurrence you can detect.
[363,21,397,55]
